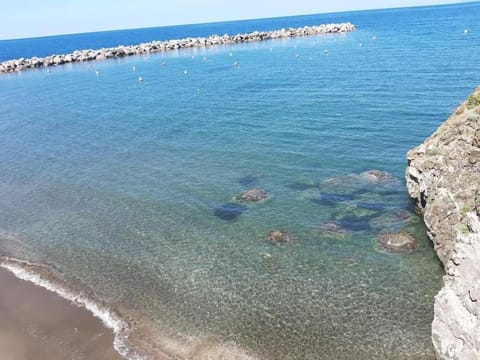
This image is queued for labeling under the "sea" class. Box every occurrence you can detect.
[0,2,479,359]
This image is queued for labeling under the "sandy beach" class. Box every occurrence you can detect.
[0,267,121,360]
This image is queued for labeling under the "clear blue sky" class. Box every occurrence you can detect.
[0,0,471,40]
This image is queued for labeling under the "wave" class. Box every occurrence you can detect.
[0,255,257,360]
[0,256,144,360]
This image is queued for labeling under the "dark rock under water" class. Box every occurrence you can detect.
[214,203,248,221]
[238,175,260,188]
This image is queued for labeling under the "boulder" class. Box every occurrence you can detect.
[235,188,268,203]
[377,232,417,253]
[267,230,293,244]
[315,221,349,240]
[360,170,398,185]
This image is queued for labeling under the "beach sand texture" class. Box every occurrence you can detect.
[0,268,121,360]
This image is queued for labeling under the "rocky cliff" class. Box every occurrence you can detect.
[406,87,480,359]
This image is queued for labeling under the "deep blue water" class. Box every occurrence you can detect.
[0,2,479,359]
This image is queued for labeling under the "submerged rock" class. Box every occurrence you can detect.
[298,188,321,201]
[235,188,268,203]
[377,232,417,253]
[320,174,367,195]
[360,170,399,185]
[238,175,260,188]
[333,203,379,220]
[288,178,319,191]
[332,203,379,231]
[369,209,419,232]
[315,221,349,240]
[267,230,294,244]
[214,203,247,221]
[312,192,356,206]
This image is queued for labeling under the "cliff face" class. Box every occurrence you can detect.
[406,87,480,359]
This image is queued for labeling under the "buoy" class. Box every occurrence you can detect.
[464,29,469,35]
[233,61,239,67]
[138,76,143,82]
[162,61,166,66]
[324,49,329,54]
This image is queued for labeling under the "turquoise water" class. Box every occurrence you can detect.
[1,3,479,359]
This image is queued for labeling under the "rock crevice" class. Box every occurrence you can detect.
[406,87,480,359]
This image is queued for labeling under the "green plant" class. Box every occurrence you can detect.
[459,224,470,235]
[461,205,471,215]
[467,93,480,109]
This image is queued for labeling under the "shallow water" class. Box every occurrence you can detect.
[1,2,480,359]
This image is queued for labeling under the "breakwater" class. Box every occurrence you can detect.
[0,23,355,74]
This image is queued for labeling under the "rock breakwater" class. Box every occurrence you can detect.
[406,87,480,359]
[0,23,355,74]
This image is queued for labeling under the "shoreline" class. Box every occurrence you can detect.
[0,256,256,360]
[0,257,143,360]
[0,22,355,74]
[0,265,122,360]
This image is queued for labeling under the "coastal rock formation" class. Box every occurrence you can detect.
[406,87,480,359]
[0,23,355,74]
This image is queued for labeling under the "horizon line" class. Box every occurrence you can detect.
[0,0,474,42]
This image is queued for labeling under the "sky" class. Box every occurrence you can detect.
[0,0,472,40]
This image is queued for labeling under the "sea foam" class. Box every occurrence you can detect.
[0,257,144,360]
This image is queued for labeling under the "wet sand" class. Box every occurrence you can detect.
[0,267,122,360]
